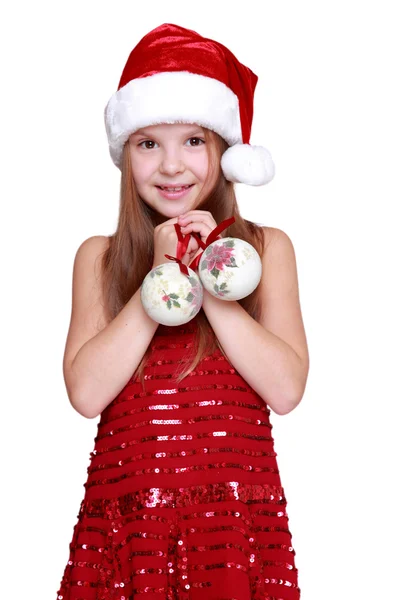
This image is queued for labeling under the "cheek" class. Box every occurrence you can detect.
[130,156,153,186]
[191,153,209,180]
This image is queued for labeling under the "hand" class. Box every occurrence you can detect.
[151,211,220,270]
[178,210,220,266]
[152,216,183,269]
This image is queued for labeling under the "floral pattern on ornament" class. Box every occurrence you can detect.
[150,268,163,278]
[150,266,201,314]
[201,240,238,297]
[185,277,203,316]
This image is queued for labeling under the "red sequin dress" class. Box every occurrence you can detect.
[56,316,301,599]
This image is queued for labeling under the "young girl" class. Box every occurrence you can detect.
[57,23,309,600]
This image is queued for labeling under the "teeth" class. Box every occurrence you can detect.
[161,185,190,191]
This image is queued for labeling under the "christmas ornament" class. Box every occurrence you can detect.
[188,216,262,301]
[104,23,275,186]
[141,224,203,326]
[141,216,263,325]
[198,237,262,301]
[140,263,203,326]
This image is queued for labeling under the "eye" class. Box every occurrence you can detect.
[137,137,205,149]
[138,140,158,149]
[186,137,205,147]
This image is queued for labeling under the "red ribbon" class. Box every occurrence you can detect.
[164,216,236,275]
[164,223,191,276]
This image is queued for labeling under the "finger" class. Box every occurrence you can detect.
[182,245,203,267]
[179,212,216,226]
[180,221,213,235]
[181,222,217,241]
[189,234,200,252]
[155,216,182,231]
[189,247,205,268]
[181,244,200,265]
[177,232,197,258]
[178,213,217,226]
[181,234,198,256]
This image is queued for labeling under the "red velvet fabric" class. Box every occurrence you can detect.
[116,23,258,145]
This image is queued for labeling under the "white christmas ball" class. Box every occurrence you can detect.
[198,238,262,300]
[140,262,203,326]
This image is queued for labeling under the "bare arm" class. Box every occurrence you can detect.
[63,236,159,419]
[68,287,158,419]
[201,227,309,415]
[201,290,304,415]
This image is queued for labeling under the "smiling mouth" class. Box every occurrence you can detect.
[156,184,194,191]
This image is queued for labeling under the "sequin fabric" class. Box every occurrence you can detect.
[56,316,300,599]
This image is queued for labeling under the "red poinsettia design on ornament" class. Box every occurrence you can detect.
[204,243,235,272]
[200,240,238,296]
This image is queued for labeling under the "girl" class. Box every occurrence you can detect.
[57,23,309,600]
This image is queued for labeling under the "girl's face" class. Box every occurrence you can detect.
[128,123,213,218]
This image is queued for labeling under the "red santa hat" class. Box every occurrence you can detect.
[104,23,275,186]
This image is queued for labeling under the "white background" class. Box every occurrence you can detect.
[2,1,399,598]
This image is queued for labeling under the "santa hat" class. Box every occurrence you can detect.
[104,23,275,186]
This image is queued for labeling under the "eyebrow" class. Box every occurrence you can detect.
[133,127,205,138]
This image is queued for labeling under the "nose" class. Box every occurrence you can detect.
[159,146,185,175]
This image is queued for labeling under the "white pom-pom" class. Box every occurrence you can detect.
[220,144,275,186]
[141,263,203,326]
[198,238,262,301]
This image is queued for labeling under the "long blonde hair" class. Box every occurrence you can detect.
[100,128,266,391]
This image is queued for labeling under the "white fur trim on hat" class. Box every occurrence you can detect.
[220,144,275,185]
[104,71,242,169]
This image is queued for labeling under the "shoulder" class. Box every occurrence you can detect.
[73,235,110,273]
[258,225,300,306]
[71,235,111,313]
[72,234,111,283]
[66,236,111,346]
[260,226,295,259]
[259,227,300,283]
[75,235,110,259]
